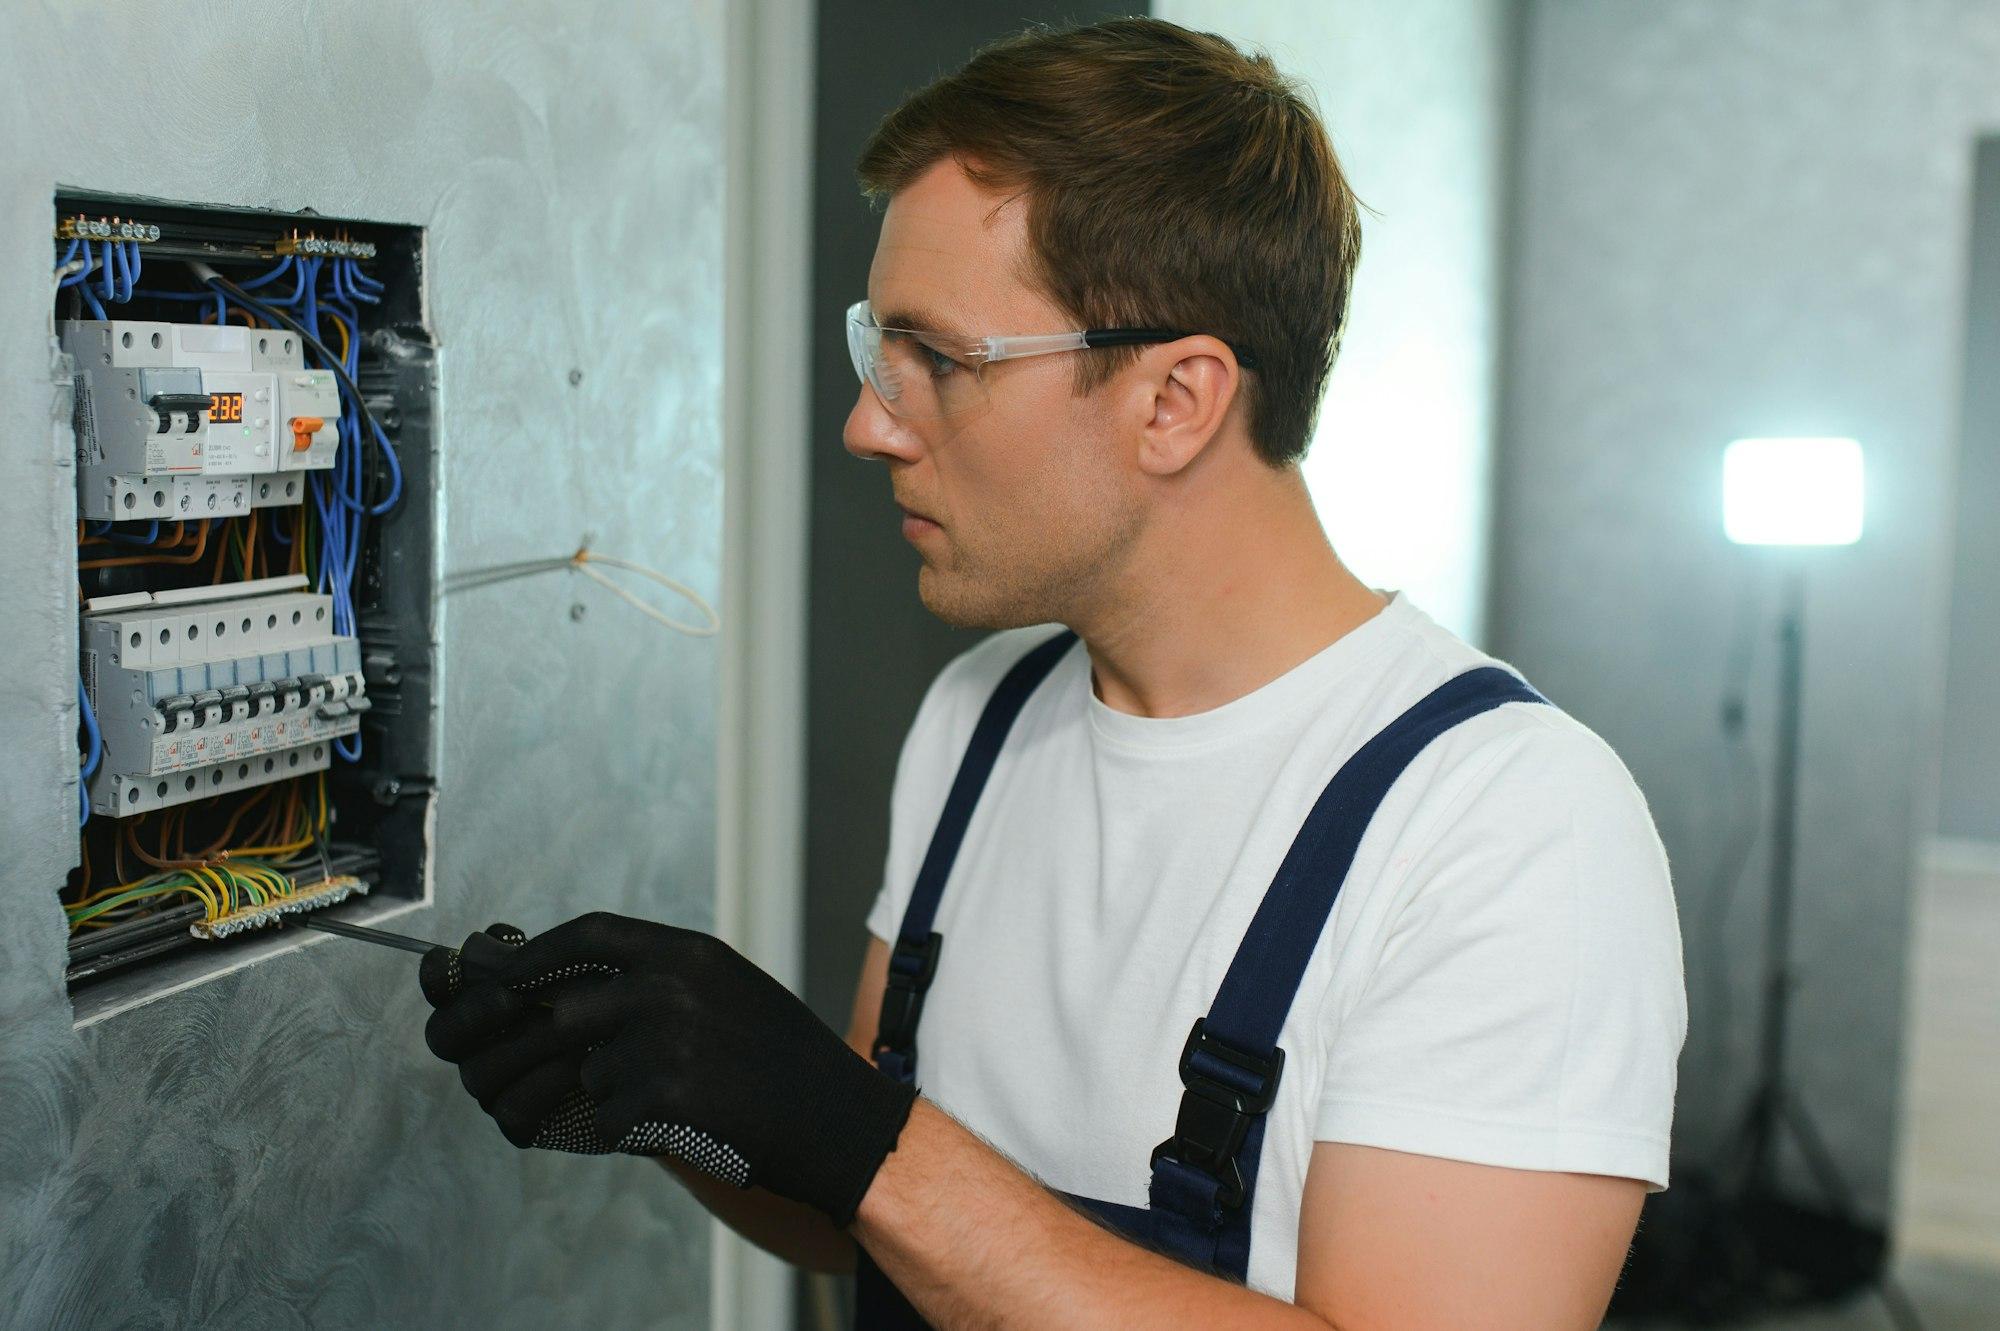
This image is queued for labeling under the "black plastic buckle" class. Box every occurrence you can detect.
[1149,1018,1285,1211]
[872,931,942,1061]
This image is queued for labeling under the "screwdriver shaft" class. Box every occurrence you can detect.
[297,915,439,954]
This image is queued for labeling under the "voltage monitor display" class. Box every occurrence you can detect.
[208,391,244,424]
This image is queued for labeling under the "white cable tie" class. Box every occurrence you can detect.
[436,547,721,639]
[571,552,721,638]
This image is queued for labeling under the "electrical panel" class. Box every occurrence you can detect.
[55,192,438,1012]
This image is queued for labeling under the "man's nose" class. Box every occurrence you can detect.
[843,385,925,464]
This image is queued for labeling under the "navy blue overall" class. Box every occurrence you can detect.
[856,628,1549,1327]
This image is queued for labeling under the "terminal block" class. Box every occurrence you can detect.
[62,319,342,521]
[80,575,369,817]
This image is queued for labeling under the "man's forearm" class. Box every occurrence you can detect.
[657,1157,857,1274]
[851,1099,1334,1330]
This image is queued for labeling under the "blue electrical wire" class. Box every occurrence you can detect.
[99,240,116,301]
[301,257,319,332]
[273,257,310,307]
[236,255,293,290]
[183,258,404,762]
[320,292,402,515]
[343,259,384,300]
[139,258,295,305]
[310,464,357,639]
[102,519,160,545]
[319,289,404,515]
[79,678,102,778]
[77,675,102,827]
[362,412,402,512]
[64,242,107,317]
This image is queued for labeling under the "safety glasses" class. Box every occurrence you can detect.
[845,299,1258,421]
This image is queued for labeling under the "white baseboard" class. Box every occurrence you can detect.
[1925,836,2000,877]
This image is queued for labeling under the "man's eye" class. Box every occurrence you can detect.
[920,344,961,377]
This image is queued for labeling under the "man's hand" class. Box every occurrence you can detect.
[419,911,918,1227]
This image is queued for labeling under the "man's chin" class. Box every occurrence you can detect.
[916,566,1041,631]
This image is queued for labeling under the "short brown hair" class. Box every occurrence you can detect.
[857,17,1362,468]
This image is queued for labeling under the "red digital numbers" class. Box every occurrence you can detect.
[208,392,243,424]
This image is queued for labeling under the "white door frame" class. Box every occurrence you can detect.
[718,0,816,1326]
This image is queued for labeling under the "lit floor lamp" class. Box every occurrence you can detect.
[1718,438,1917,1327]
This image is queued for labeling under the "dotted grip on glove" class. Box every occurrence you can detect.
[422,922,752,1187]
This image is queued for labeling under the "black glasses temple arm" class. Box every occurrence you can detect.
[1082,327,1259,371]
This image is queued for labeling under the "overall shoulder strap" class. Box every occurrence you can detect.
[873,628,1079,1084]
[1147,665,1550,1277]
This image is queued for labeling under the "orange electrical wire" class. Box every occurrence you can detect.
[191,786,274,859]
[77,519,196,551]
[200,306,259,329]
[126,818,175,872]
[79,520,211,570]
[112,815,132,884]
[239,785,288,849]
[169,804,193,862]
[228,778,323,859]
[237,509,258,579]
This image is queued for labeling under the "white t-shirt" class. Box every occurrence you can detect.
[865,589,1685,1301]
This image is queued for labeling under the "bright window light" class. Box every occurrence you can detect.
[1722,437,1865,546]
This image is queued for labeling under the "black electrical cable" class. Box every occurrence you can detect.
[197,270,394,514]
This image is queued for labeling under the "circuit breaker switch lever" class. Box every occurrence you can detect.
[148,391,211,435]
[290,416,324,452]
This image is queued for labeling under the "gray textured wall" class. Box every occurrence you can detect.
[1495,0,2000,1218]
[0,3,725,1327]
[1937,137,2000,844]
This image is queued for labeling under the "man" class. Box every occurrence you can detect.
[421,17,1685,1329]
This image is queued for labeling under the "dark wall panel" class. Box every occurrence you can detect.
[804,3,1142,1025]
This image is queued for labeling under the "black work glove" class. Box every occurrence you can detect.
[420,911,918,1227]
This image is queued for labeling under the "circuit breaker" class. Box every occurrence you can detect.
[55,191,438,1009]
[80,576,367,816]
[63,319,341,520]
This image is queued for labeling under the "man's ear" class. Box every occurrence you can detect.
[1129,336,1243,478]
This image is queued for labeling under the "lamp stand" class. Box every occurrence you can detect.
[1615,565,1922,1327]
[1712,565,1921,1327]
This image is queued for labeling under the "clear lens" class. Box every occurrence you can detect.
[846,301,987,421]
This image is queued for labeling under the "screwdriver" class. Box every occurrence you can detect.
[293,915,520,979]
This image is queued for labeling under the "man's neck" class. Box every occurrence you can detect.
[1074,467,1388,719]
